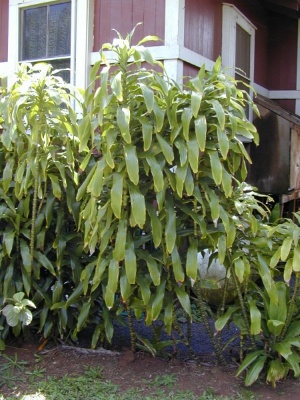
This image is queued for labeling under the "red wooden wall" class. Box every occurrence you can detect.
[0,0,8,62]
[184,0,222,62]
[93,0,165,52]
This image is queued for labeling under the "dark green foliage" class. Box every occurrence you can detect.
[1,30,300,387]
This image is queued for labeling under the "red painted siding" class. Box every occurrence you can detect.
[0,0,8,62]
[93,0,165,52]
[268,13,297,91]
[184,0,222,62]
[183,63,200,81]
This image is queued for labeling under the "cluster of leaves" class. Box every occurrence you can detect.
[1,28,300,388]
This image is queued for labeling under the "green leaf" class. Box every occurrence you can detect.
[174,285,191,317]
[146,203,162,248]
[20,239,31,274]
[171,245,185,283]
[236,350,264,377]
[153,102,165,133]
[140,84,154,113]
[34,251,55,275]
[146,156,164,193]
[136,249,161,286]
[186,239,198,281]
[270,247,281,269]
[128,182,146,228]
[125,144,139,185]
[217,234,226,265]
[111,71,123,101]
[111,172,123,219]
[3,230,15,257]
[165,195,176,253]
[191,91,202,117]
[215,306,239,331]
[286,352,300,377]
[293,246,300,271]
[87,158,105,197]
[187,134,199,173]
[142,121,153,151]
[267,320,285,337]
[78,115,91,152]
[217,127,229,159]
[76,300,91,331]
[175,162,188,197]
[120,269,131,301]
[210,100,225,130]
[105,259,119,309]
[49,174,62,200]
[208,150,222,186]
[2,158,14,193]
[2,304,19,327]
[182,107,193,140]
[195,115,207,151]
[125,234,137,284]
[234,258,245,283]
[249,299,261,335]
[156,133,174,164]
[117,106,131,143]
[151,281,166,320]
[281,237,293,262]
[244,356,268,386]
[113,219,127,261]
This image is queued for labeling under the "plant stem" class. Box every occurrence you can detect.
[194,279,227,365]
[231,269,255,348]
[29,144,41,275]
[126,302,136,353]
[279,272,300,341]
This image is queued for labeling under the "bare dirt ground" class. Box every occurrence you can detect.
[1,341,300,399]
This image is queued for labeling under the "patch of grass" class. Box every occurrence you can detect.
[0,359,257,400]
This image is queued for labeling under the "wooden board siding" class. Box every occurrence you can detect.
[0,0,8,62]
[183,63,200,80]
[268,13,298,91]
[93,0,165,52]
[184,0,222,62]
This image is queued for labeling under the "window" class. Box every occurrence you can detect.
[8,0,93,89]
[222,3,256,122]
[20,2,71,82]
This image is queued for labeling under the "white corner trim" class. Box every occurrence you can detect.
[74,0,94,89]
[0,62,9,77]
[164,0,185,46]
[179,47,215,71]
[90,45,181,66]
[90,45,216,73]
[253,83,269,97]
[269,90,300,100]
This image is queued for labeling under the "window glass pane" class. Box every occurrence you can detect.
[21,2,71,61]
[50,58,70,82]
[48,3,71,58]
[22,6,47,60]
[235,24,250,77]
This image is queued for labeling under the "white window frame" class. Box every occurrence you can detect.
[222,3,256,122]
[8,0,93,89]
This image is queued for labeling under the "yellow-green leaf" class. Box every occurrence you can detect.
[186,239,198,280]
[124,144,139,185]
[195,115,207,151]
[111,172,123,219]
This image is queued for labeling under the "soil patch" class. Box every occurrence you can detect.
[1,341,300,399]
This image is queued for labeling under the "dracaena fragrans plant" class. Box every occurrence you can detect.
[0,63,96,343]
[1,27,299,388]
[74,26,262,354]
